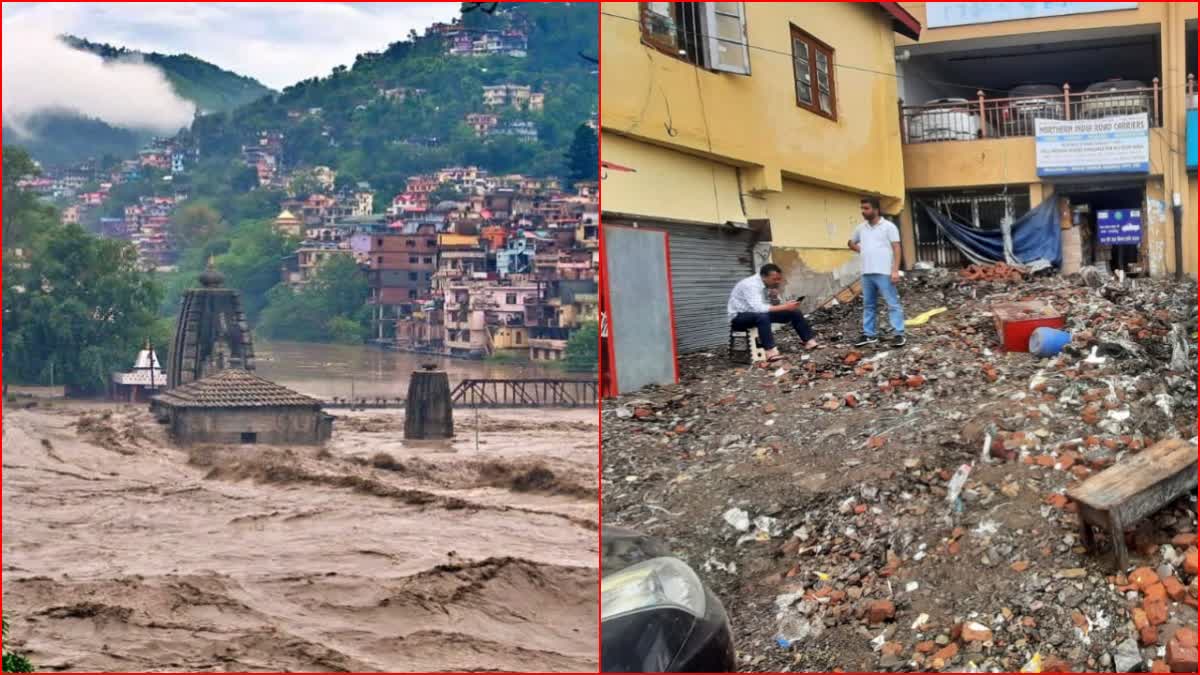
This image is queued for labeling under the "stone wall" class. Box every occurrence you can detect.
[170,407,331,445]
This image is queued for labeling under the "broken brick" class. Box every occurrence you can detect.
[1186,547,1198,575]
[1164,576,1188,602]
[1141,624,1160,646]
[961,621,992,642]
[1131,567,1162,591]
[915,641,936,654]
[1145,597,1169,625]
[1144,582,1168,603]
[1167,628,1199,672]
[1171,533,1198,547]
[1010,560,1030,572]
[867,599,895,624]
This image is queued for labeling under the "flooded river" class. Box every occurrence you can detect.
[255,340,588,400]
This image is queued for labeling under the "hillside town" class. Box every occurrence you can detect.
[20,136,597,364]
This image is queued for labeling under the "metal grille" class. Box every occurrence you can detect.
[609,219,757,353]
[912,192,1030,269]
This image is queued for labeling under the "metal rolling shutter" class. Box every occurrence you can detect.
[607,218,756,353]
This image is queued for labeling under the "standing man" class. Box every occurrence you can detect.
[728,263,817,362]
[848,196,906,348]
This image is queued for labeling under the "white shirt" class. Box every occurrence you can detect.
[851,218,900,276]
[727,274,770,320]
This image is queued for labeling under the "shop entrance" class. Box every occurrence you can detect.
[1057,184,1147,275]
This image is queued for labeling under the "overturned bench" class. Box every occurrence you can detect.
[1067,438,1198,571]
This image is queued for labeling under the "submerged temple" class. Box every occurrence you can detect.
[167,263,256,389]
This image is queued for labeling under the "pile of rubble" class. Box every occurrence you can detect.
[960,263,1028,283]
[602,268,1197,672]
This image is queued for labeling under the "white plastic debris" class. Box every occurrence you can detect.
[946,463,973,506]
[723,507,750,532]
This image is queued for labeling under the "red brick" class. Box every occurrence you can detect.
[881,641,904,658]
[1133,608,1150,630]
[1141,624,1160,646]
[1131,567,1162,591]
[1164,576,1188,602]
[961,621,992,642]
[1186,547,1198,575]
[906,375,926,388]
[1145,582,1169,603]
[1045,493,1069,508]
[1145,597,1169,626]
[933,642,959,664]
[1167,629,1199,672]
[1171,533,1198,547]
[915,641,936,654]
[867,599,895,624]
[1042,656,1073,672]
[1151,659,1172,672]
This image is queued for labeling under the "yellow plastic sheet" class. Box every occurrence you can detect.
[904,307,948,328]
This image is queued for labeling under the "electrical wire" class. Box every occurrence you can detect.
[601,9,1200,97]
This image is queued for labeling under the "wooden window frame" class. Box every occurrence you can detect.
[638,2,681,58]
[790,25,837,121]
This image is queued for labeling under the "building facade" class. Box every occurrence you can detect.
[894,2,1198,279]
[601,1,921,352]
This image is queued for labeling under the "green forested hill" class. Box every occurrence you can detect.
[8,36,274,167]
[183,2,598,201]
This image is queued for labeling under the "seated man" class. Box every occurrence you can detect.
[727,263,817,362]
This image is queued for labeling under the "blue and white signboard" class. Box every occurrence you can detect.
[1187,109,1197,170]
[927,3,1138,28]
[1035,114,1149,177]
[1096,209,1142,246]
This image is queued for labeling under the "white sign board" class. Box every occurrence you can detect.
[927,3,1138,28]
[1035,113,1149,177]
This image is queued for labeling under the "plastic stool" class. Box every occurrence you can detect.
[729,327,768,364]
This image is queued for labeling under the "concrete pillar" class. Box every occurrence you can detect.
[404,365,454,440]
[898,200,917,270]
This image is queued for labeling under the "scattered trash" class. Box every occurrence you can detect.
[723,507,750,532]
[906,306,948,327]
[603,267,1198,673]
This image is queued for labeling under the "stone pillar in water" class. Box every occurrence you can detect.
[404,365,454,439]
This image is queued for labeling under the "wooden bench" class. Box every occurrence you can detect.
[1067,438,1198,571]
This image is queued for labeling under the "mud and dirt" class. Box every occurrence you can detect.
[3,403,597,672]
[603,269,1198,672]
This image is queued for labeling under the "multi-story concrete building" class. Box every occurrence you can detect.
[363,224,440,338]
[894,2,1197,279]
[601,1,922,352]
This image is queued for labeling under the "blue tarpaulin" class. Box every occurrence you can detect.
[920,196,1063,269]
[1187,109,1197,170]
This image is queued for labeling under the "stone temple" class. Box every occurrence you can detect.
[153,263,332,446]
[167,263,256,389]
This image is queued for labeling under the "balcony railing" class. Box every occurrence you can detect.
[901,80,1162,144]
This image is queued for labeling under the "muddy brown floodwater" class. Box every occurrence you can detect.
[2,395,598,672]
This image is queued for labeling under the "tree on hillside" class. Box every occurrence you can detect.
[566,125,598,185]
[3,223,163,396]
[258,254,370,344]
[3,146,58,249]
[168,202,227,251]
[563,321,598,374]
[429,181,463,205]
[214,219,294,320]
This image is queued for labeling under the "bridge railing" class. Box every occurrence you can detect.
[321,378,598,409]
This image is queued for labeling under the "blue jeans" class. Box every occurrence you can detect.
[862,274,905,337]
[731,310,813,350]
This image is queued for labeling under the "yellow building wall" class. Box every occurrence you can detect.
[601,1,906,206]
[757,180,862,301]
[897,2,1170,46]
[903,131,1174,190]
[602,133,747,225]
[491,327,528,350]
[1187,175,1198,279]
